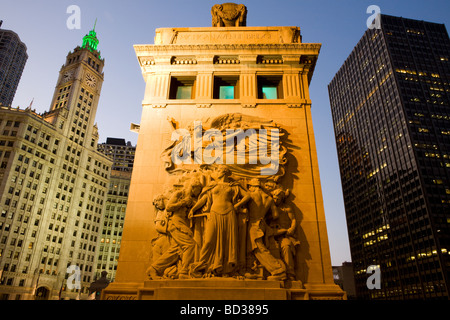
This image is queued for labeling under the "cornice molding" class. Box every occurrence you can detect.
[134,43,321,53]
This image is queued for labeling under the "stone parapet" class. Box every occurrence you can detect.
[153,26,301,45]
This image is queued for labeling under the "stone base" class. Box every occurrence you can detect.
[101,279,346,300]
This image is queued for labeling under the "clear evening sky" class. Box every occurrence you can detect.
[1,0,449,266]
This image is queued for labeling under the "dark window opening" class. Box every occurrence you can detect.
[169,77,196,99]
[214,76,239,99]
[257,76,283,99]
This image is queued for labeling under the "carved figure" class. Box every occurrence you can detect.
[146,179,203,280]
[211,3,247,27]
[246,178,287,280]
[151,194,171,262]
[188,165,250,277]
[190,168,214,260]
[271,188,301,280]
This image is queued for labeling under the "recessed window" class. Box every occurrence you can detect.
[257,76,283,99]
[169,76,196,99]
[214,76,239,99]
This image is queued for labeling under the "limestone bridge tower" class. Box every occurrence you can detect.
[104,3,345,300]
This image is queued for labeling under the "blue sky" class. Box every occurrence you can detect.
[1,0,449,265]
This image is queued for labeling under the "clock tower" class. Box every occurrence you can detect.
[0,23,112,300]
[46,23,104,146]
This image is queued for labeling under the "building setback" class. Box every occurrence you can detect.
[0,26,112,300]
[328,14,450,300]
[0,21,28,107]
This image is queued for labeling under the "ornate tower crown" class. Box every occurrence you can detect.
[211,3,247,27]
[82,19,99,53]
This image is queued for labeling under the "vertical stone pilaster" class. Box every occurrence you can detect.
[195,72,212,100]
[148,73,170,101]
[300,72,311,100]
[283,73,301,100]
[240,73,256,107]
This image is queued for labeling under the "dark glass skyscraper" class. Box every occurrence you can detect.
[0,21,28,106]
[328,14,450,300]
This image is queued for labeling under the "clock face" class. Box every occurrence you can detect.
[85,73,97,88]
[63,70,74,83]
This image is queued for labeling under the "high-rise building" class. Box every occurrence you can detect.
[96,138,135,282]
[0,25,112,300]
[328,14,450,300]
[98,138,136,172]
[0,21,28,107]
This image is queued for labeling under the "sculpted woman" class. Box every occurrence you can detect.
[188,165,250,277]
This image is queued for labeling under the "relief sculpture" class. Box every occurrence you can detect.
[147,113,302,283]
[161,113,288,180]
